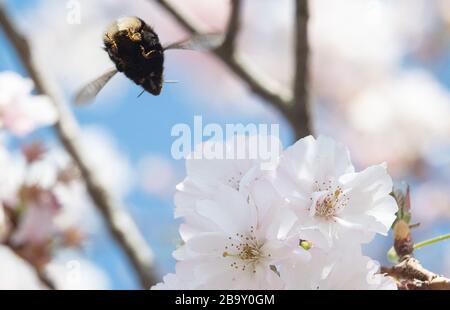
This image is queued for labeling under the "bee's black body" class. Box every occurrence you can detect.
[103,16,164,95]
[74,16,223,105]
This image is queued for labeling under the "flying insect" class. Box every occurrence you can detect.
[75,16,222,105]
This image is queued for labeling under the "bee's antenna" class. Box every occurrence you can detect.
[137,89,145,98]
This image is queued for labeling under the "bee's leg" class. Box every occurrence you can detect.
[128,30,142,42]
[140,46,156,59]
[105,33,118,51]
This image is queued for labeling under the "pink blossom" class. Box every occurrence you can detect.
[0,72,57,136]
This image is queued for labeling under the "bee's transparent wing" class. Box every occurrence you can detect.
[74,68,118,105]
[163,33,224,51]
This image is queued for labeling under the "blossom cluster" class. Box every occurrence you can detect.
[154,135,399,289]
[0,71,57,136]
[0,71,92,288]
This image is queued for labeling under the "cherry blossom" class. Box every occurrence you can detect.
[151,261,198,290]
[346,70,450,176]
[0,146,25,205]
[168,181,307,289]
[272,135,398,248]
[156,134,400,289]
[174,134,282,219]
[280,245,397,290]
[0,141,85,269]
[0,71,57,136]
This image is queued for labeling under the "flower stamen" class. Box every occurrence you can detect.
[222,226,266,273]
[312,181,349,219]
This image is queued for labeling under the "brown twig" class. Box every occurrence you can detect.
[0,6,158,288]
[381,256,450,290]
[154,0,312,139]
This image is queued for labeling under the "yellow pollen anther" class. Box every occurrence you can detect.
[223,231,267,273]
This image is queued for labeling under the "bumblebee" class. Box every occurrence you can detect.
[75,16,222,105]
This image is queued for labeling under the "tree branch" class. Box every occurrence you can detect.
[381,256,450,290]
[36,270,57,290]
[154,0,297,135]
[291,0,312,138]
[221,0,241,56]
[0,6,158,289]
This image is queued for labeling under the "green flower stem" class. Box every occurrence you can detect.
[414,233,450,250]
[387,233,450,264]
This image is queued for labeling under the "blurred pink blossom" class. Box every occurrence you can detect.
[344,70,450,177]
[138,155,180,199]
[0,71,57,136]
[412,182,450,225]
[11,190,61,246]
[0,147,25,206]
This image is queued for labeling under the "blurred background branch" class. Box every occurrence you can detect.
[221,0,241,55]
[154,0,311,139]
[292,0,312,138]
[0,5,158,289]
